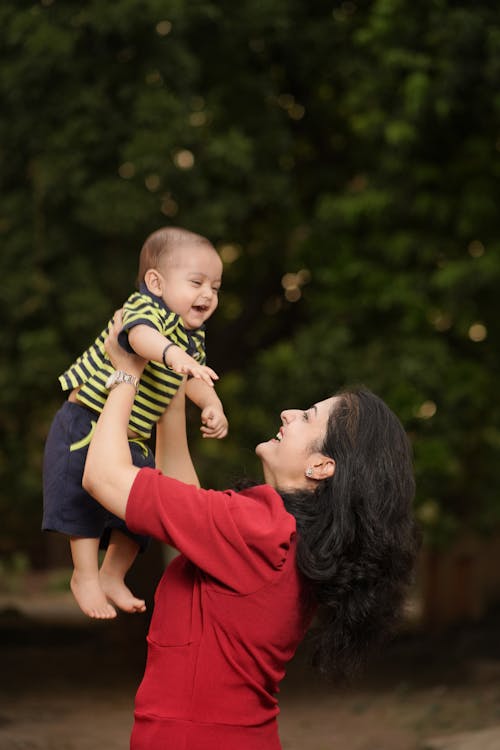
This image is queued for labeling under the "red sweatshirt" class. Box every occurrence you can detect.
[125,468,313,750]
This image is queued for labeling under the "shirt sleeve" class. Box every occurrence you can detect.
[125,468,296,594]
[118,293,180,352]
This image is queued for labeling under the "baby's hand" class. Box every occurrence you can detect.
[165,346,218,387]
[200,404,228,439]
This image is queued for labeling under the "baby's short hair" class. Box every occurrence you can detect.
[136,227,215,286]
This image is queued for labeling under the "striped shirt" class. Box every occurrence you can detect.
[58,285,206,440]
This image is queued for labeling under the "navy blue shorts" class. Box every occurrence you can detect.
[42,401,153,551]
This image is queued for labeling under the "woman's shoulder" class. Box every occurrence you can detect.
[227,484,297,549]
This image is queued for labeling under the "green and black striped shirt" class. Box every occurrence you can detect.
[59,286,206,439]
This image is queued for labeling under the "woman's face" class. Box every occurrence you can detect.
[256,396,338,489]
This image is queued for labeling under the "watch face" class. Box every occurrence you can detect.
[105,370,138,392]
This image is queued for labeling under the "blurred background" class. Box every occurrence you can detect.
[1,1,500,748]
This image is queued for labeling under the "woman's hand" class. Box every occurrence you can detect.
[105,310,147,379]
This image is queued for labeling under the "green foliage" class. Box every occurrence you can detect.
[1,0,499,560]
[0,552,30,593]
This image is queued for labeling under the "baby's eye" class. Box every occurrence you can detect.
[212,286,220,293]
[191,280,202,286]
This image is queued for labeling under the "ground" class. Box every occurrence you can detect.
[1,579,500,750]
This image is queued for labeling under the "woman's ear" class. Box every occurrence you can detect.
[305,453,336,481]
[144,268,163,296]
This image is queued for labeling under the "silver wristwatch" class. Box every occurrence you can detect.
[105,370,140,394]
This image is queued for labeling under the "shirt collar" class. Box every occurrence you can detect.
[138,282,205,334]
[139,281,171,313]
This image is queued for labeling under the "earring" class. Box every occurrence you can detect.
[305,467,313,478]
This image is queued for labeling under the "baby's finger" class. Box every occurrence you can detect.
[192,371,215,387]
[200,425,215,437]
[205,367,219,381]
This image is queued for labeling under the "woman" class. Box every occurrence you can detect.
[83,316,418,750]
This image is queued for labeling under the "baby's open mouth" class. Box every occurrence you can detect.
[192,305,208,312]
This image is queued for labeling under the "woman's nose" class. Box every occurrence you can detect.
[281,409,297,424]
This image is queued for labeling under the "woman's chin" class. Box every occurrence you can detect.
[255,438,281,467]
[255,441,265,457]
[255,438,274,456]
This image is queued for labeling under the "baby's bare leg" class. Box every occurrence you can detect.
[70,536,117,619]
[99,531,146,613]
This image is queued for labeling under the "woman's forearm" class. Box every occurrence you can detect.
[82,379,140,519]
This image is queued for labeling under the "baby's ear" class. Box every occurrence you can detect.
[144,268,162,296]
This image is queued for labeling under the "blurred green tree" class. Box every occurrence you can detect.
[0,0,499,563]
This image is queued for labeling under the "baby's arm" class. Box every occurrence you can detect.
[127,325,218,387]
[185,378,228,439]
[155,379,200,487]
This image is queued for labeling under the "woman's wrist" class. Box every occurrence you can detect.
[106,370,141,393]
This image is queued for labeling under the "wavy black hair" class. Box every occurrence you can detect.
[280,388,419,680]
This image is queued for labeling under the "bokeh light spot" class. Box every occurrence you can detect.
[156,20,172,36]
[118,162,135,179]
[219,244,241,264]
[469,323,487,342]
[145,174,161,192]
[416,401,437,419]
[468,240,485,258]
[173,150,195,169]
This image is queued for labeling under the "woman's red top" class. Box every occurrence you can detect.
[125,467,313,750]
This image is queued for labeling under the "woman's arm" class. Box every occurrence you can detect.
[82,314,146,519]
[155,380,200,488]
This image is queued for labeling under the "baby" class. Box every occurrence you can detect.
[43,227,227,618]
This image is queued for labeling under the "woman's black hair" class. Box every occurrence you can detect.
[280,388,419,680]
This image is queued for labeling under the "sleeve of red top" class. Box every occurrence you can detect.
[125,467,296,594]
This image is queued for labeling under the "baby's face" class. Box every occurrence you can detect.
[157,245,222,329]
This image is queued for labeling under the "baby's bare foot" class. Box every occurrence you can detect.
[99,573,146,614]
[70,572,117,619]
